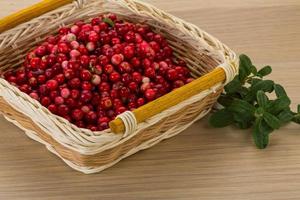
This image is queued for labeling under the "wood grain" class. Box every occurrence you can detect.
[0,1,300,200]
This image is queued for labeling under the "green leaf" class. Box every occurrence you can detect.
[257,66,272,77]
[293,114,300,124]
[239,54,252,81]
[253,118,269,149]
[227,99,256,114]
[233,112,253,129]
[277,109,294,124]
[274,84,288,98]
[238,87,249,98]
[250,65,257,75]
[267,96,291,115]
[257,90,269,108]
[298,104,300,113]
[250,78,262,86]
[224,76,242,94]
[102,18,115,27]
[217,95,233,107]
[209,109,234,128]
[263,112,280,129]
[244,80,274,102]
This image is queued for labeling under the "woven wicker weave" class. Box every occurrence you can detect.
[0,0,237,174]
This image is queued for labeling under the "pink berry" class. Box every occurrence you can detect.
[91,74,101,85]
[111,54,124,65]
[60,88,70,98]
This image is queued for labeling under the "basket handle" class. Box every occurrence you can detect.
[0,0,73,33]
[109,66,233,134]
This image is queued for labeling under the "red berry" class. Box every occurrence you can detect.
[111,54,124,65]
[80,69,92,81]
[166,69,178,81]
[110,89,119,99]
[28,77,38,87]
[145,88,156,101]
[35,46,47,57]
[57,42,70,54]
[80,90,92,102]
[85,111,97,123]
[46,80,58,91]
[119,61,132,73]
[116,106,127,115]
[99,55,109,66]
[98,82,111,92]
[88,31,99,42]
[72,109,84,121]
[137,98,145,107]
[132,72,142,83]
[41,97,51,107]
[55,96,64,105]
[82,81,93,90]
[123,45,135,59]
[109,71,121,82]
[30,57,41,69]
[58,104,70,116]
[55,74,65,84]
[145,67,156,78]
[119,87,130,98]
[104,64,114,74]
[128,82,138,92]
[130,57,141,68]
[29,92,39,100]
[100,97,113,110]
[70,89,80,99]
[68,78,81,89]
[48,104,57,114]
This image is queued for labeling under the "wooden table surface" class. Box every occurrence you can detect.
[1,1,300,199]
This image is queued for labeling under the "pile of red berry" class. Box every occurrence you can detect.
[2,13,194,131]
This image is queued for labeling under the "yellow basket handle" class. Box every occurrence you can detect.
[0,0,73,33]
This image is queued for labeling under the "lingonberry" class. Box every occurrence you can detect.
[132,72,142,83]
[100,97,113,110]
[60,88,70,99]
[111,54,124,66]
[145,88,157,101]
[68,78,81,89]
[28,77,38,87]
[109,71,121,82]
[85,111,97,123]
[48,104,58,114]
[55,74,65,84]
[80,69,92,81]
[46,80,58,91]
[80,90,92,103]
[30,57,41,70]
[70,89,80,99]
[86,42,96,51]
[137,97,145,107]
[72,109,84,121]
[166,69,178,81]
[104,64,114,74]
[29,92,39,100]
[58,104,70,116]
[82,81,93,90]
[55,96,64,105]
[57,42,70,54]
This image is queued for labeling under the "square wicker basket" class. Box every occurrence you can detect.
[0,0,237,174]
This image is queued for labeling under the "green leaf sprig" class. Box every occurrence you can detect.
[209,54,300,149]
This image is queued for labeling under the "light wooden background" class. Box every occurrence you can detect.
[1,1,300,200]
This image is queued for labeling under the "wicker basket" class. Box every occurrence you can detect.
[0,0,238,174]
